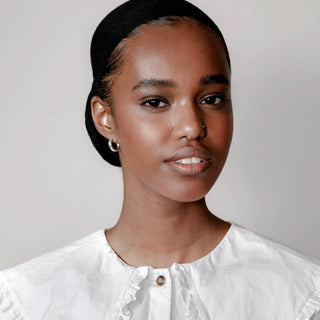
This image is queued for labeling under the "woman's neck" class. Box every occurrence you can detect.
[106,192,230,268]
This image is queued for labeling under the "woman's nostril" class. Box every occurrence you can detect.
[177,119,206,141]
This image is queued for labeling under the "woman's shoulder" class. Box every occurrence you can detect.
[1,229,107,276]
[228,223,320,272]
[195,223,320,319]
[0,229,113,320]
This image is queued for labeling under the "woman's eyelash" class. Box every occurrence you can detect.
[199,94,228,105]
[140,94,228,109]
[141,98,168,108]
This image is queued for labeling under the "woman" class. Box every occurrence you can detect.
[1,0,319,319]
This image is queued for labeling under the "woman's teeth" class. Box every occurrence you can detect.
[175,157,204,164]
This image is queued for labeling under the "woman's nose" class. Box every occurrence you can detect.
[172,101,206,141]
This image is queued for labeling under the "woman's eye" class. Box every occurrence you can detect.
[142,99,168,108]
[200,95,226,106]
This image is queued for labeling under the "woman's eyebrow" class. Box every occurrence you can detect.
[132,78,177,90]
[200,74,229,85]
[131,75,229,91]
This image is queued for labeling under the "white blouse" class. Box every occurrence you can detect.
[0,223,319,320]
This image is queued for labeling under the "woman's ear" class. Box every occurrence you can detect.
[90,96,117,140]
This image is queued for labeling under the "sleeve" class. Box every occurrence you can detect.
[296,281,320,320]
[0,272,28,320]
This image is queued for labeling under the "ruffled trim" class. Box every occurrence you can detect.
[115,267,149,320]
[175,265,201,320]
[296,282,320,320]
[0,274,28,320]
[185,296,201,320]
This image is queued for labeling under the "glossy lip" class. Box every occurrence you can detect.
[164,146,212,176]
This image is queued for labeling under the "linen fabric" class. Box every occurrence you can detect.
[85,0,230,167]
[1,223,320,320]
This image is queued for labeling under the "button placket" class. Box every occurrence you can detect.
[149,270,171,319]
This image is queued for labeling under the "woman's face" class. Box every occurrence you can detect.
[105,21,232,202]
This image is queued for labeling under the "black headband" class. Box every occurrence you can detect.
[85,0,230,166]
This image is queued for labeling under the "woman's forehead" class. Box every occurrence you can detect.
[125,18,223,47]
[110,24,230,95]
[122,22,230,76]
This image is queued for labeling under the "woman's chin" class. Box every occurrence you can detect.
[161,184,213,203]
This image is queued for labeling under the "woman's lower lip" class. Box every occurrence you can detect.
[165,160,211,175]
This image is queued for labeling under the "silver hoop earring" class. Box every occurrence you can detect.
[108,139,120,152]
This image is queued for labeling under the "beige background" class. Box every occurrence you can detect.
[0,0,319,270]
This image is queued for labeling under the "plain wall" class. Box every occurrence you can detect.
[0,0,319,270]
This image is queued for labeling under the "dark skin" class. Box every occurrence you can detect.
[91,20,233,268]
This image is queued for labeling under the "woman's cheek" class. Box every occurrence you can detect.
[119,117,165,160]
[208,113,233,149]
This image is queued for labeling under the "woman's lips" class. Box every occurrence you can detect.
[165,147,212,175]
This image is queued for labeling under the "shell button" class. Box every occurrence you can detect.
[156,275,166,286]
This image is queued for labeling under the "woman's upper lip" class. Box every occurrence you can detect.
[165,146,212,162]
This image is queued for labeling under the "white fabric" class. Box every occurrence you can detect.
[0,223,319,320]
